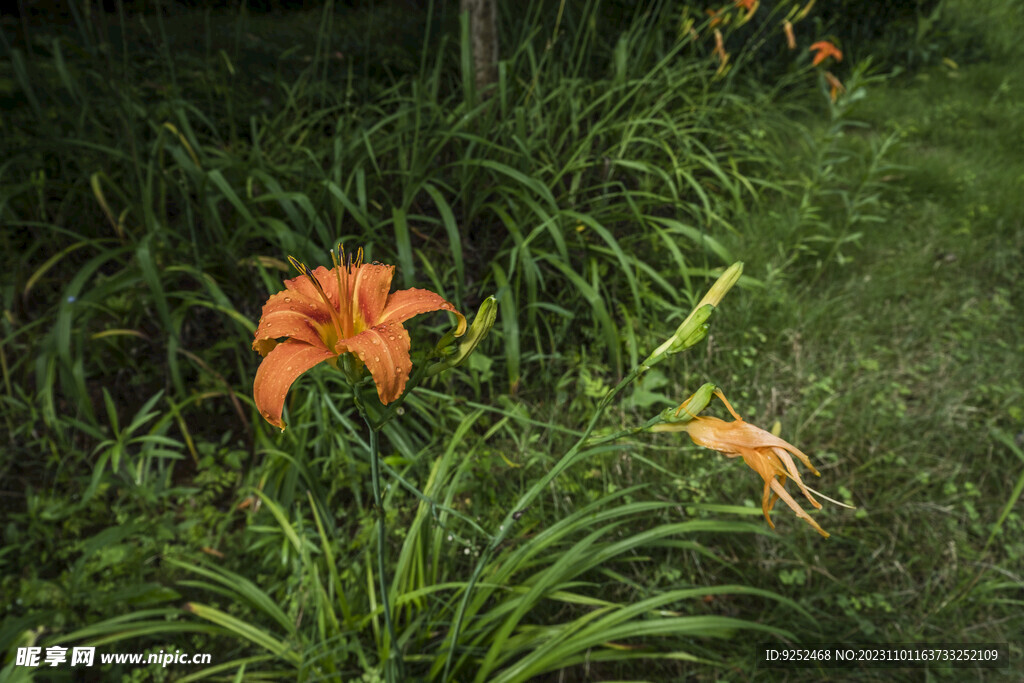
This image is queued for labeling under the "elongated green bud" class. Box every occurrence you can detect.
[643,262,743,367]
[648,383,717,432]
[428,296,497,376]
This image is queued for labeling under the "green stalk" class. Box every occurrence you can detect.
[442,363,643,681]
[359,399,405,682]
[440,263,741,679]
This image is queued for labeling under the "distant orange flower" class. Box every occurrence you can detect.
[706,8,724,28]
[678,390,831,537]
[783,20,796,50]
[824,70,845,101]
[252,247,465,430]
[735,0,759,17]
[809,40,842,66]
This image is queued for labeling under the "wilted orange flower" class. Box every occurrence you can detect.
[679,390,831,537]
[824,70,845,102]
[252,246,465,430]
[713,29,729,69]
[809,40,842,66]
[783,20,796,50]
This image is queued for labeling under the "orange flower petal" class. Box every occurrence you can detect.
[338,321,412,404]
[770,478,829,537]
[350,264,395,330]
[253,341,337,430]
[379,288,467,335]
[735,0,758,14]
[252,289,333,356]
[283,265,340,309]
[687,417,819,476]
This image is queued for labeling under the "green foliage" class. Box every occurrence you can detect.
[3,0,1023,681]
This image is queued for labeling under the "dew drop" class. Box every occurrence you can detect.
[389,335,395,341]
[371,338,379,345]
[374,356,379,362]
[284,296,292,303]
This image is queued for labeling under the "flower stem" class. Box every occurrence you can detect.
[360,400,404,682]
[442,364,644,681]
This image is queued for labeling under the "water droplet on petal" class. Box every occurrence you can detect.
[374,356,379,362]
[389,335,395,341]
[284,296,291,302]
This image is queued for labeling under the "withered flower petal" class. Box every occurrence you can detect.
[682,390,831,537]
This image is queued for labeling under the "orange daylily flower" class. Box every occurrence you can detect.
[783,20,796,50]
[734,0,758,19]
[809,40,842,66]
[679,390,831,537]
[706,8,724,28]
[252,246,466,430]
[824,70,845,102]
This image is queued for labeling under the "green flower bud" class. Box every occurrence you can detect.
[649,383,717,432]
[428,296,497,377]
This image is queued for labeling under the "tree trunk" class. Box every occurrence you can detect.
[461,0,498,95]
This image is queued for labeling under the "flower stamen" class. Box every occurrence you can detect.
[288,254,346,343]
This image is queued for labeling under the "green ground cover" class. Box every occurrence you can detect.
[2,0,1022,680]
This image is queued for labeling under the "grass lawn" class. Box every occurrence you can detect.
[705,55,1024,678]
